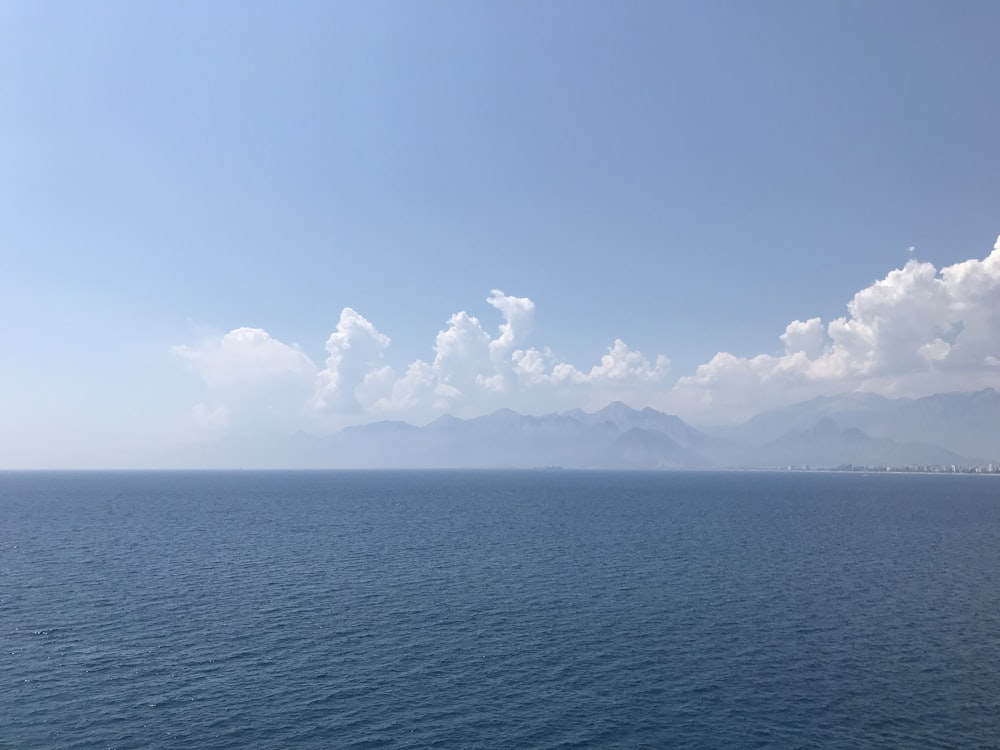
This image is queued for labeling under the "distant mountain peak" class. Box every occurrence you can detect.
[811,417,841,437]
[594,400,639,417]
[427,413,464,429]
[319,389,993,469]
[718,386,998,465]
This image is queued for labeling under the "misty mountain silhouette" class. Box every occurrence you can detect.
[321,391,995,469]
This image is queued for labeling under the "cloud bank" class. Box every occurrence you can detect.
[176,236,1000,430]
[666,236,1000,421]
[175,289,671,431]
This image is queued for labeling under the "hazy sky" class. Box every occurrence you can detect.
[3,1,1000,467]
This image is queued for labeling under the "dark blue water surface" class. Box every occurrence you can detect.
[3,470,999,749]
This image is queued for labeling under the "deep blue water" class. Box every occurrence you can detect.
[2,470,999,749]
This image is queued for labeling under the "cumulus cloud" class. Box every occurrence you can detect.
[666,235,1000,422]
[174,234,1000,431]
[315,308,391,412]
[173,327,319,431]
[175,290,672,429]
[173,327,316,387]
[487,288,534,357]
[512,339,670,392]
[779,318,826,359]
[366,290,670,419]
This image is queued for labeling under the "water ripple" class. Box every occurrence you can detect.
[2,470,1000,748]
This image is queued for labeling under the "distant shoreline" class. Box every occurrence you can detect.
[2,466,999,475]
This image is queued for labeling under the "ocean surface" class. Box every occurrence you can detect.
[2,470,999,749]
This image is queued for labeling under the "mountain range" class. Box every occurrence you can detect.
[316,388,1000,470]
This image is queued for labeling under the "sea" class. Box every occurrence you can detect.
[2,470,999,749]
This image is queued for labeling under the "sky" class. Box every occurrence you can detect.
[2,0,999,468]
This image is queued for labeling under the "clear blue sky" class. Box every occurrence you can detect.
[3,1,999,467]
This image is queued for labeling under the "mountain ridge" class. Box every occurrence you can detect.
[319,389,997,470]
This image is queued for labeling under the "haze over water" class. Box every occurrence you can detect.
[4,470,999,748]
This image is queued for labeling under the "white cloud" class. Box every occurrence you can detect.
[918,338,950,362]
[370,310,494,421]
[511,338,670,396]
[368,290,667,419]
[173,327,319,431]
[174,289,672,428]
[173,234,1000,431]
[486,288,535,357]
[666,235,1000,422]
[588,339,671,382]
[779,318,826,359]
[315,308,391,412]
[173,327,316,387]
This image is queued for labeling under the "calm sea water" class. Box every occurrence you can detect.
[2,470,999,749]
